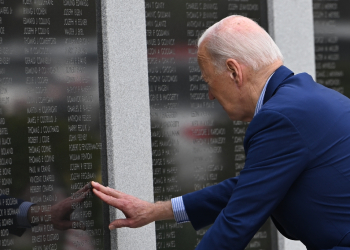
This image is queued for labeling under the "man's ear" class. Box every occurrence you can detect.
[226,59,243,86]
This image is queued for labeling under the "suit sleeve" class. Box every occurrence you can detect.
[182,176,239,230]
[189,110,310,250]
[0,195,27,236]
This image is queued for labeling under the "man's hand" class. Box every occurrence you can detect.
[91,181,174,230]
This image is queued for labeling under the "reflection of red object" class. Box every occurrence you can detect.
[183,126,213,139]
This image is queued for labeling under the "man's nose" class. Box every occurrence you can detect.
[208,89,215,100]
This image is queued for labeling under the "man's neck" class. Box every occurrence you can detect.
[243,60,283,121]
[254,60,283,94]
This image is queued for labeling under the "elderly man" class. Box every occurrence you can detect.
[92,15,350,250]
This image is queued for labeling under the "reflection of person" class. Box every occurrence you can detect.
[0,183,91,236]
[93,15,350,250]
[0,195,33,236]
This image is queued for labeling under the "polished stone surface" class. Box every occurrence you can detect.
[0,1,107,249]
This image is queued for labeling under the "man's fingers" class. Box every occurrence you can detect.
[91,183,157,229]
[91,181,107,192]
[92,188,122,208]
[109,219,133,230]
[92,181,124,199]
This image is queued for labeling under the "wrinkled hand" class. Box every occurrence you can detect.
[91,181,174,230]
[91,181,155,229]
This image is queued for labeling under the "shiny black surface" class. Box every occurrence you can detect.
[145,1,277,249]
[313,0,350,97]
[0,0,107,249]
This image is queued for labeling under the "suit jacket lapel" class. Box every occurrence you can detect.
[263,66,294,104]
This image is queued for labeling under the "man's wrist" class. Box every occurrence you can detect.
[153,201,174,221]
[18,202,35,228]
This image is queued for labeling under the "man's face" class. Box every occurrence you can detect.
[197,46,249,121]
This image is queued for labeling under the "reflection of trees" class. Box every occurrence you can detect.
[150,104,249,249]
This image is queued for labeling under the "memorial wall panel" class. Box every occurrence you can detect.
[145,1,277,249]
[313,0,350,97]
[0,0,109,249]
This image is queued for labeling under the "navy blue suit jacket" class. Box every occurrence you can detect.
[183,66,350,250]
[0,195,27,236]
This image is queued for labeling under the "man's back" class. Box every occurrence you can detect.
[255,70,350,249]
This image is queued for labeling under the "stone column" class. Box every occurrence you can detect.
[101,0,156,249]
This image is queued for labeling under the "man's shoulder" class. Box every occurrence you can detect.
[263,72,350,118]
[248,75,350,154]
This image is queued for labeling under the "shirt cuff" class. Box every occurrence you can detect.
[17,202,34,228]
[171,196,189,223]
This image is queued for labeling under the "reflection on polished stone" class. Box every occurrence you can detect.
[0,1,106,249]
[145,0,276,249]
[313,0,350,97]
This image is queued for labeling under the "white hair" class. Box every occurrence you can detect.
[198,15,283,72]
